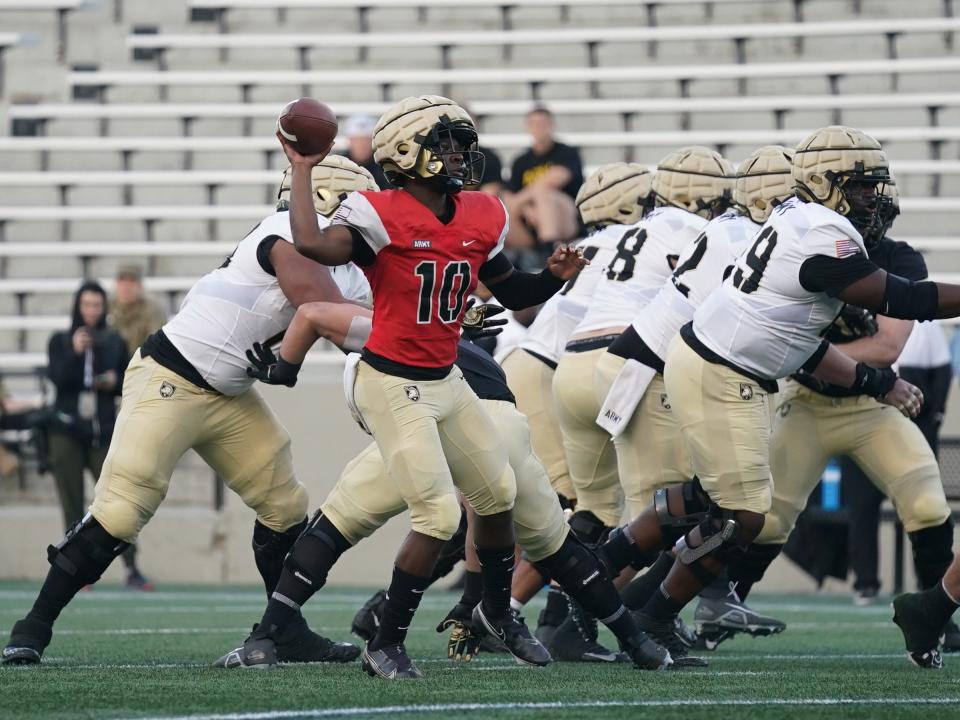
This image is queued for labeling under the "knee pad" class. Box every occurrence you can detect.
[282,510,352,590]
[568,509,613,547]
[534,532,608,596]
[47,514,129,586]
[255,479,309,534]
[414,493,464,541]
[654,477,711,546]
[909,518,955,589]
[675,504,746,585]
[252,516,307,597]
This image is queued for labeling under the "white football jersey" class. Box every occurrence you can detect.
[632,209,759,362]
[574,207,707,334]
[520,227,623,362]
[163,211,370,395]
[693,196,866,380]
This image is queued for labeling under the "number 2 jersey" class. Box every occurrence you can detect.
[690,196,874,382]
[573,207,706,335]
[332,189,509,374]
[630,209,759,368]
[153,210,371,396]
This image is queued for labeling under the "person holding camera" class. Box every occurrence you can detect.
[47,280,151,589]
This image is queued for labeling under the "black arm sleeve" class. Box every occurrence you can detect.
[256,235,283,276]
[798,253,880,297]
[480,254,566,310]
[346,227,376,267]
[880,274,940,321]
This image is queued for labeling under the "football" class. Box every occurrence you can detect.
[276,98,339,155]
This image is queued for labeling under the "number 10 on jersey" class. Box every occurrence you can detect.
[415,260,472,324]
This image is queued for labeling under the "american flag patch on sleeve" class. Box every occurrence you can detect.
[834,238,860,258]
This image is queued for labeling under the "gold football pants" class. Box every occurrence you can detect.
[323,399,568,562]
[90,352,306,543]
[352,360,515,541]
[758,380,950,544]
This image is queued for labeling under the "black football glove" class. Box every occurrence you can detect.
[824,305,879,344]
[245,342,301,387]
[461,299,508,341]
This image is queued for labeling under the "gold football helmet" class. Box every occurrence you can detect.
[276,155,379,218]
[372,95,483,194]
[652,146,735,219]
[793,125,890,232]
[733,145,795,224]
[575,162,654,227]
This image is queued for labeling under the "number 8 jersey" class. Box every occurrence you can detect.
[332,189,508,369]
[692,196,867,380]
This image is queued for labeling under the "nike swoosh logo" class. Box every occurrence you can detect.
[463,240,477,246]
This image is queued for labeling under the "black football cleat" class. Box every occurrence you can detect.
[620,631,673,671]
[351,589,387,642]
[548,608,626,663]
[2,618,52,666]
[893,592,945,669]
[472,604,552,667]
[694,585,786,640]
[275,615,360,663]
[361,643,424,679]
[633,611,707,668]
[212,626,278,669]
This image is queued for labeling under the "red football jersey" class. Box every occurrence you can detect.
[332,189,508,368]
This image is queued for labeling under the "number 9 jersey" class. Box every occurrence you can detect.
[332,189,509,369]
[692,195,867,381]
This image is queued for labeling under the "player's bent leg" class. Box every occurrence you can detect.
[554,348,622,528]
[616,373,694,518]
[3,516,130,665]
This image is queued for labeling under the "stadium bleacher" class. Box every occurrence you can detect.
[0,0,957,364]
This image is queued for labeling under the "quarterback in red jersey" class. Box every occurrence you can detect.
[249,96,585,679]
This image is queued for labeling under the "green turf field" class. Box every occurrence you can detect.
[1,581,956,720]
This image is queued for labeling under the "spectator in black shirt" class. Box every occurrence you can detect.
[341,114,391,190]
[47,280,151,589]
[478,145,505,196]
[505,107,583,250]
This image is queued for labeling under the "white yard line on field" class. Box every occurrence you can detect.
[121,697,960,720]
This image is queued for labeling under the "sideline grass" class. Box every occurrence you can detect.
[0,581,955,720]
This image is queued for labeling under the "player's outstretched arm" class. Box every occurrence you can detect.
[277,132,355,266]
[830,314,913,368]
[246,303,372,387]
[479,246,587,310]
[808,341,922,418]
[835,267,960,322]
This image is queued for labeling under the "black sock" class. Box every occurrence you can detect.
[257,514,350,636]
[909,520,954,590]
[28,520,125,627]
[927,582,960,626]
[727,543,782,601]
[26,566,85,626]
[252,517,307,598]
[567,579,636,645]
[621,552,674,610]
[698,571,731,600]
[370,567,431,650]
[477,544,515,621]
[641,583,684,623]
[458,570,483,608]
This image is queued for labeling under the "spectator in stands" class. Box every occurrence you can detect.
[342,114,391,190]
[504,107,583,252]
[477,145,505,196]
[47,281,151,590]
[109,264,166,359]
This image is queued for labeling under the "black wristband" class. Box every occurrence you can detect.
[853,362,897,398]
